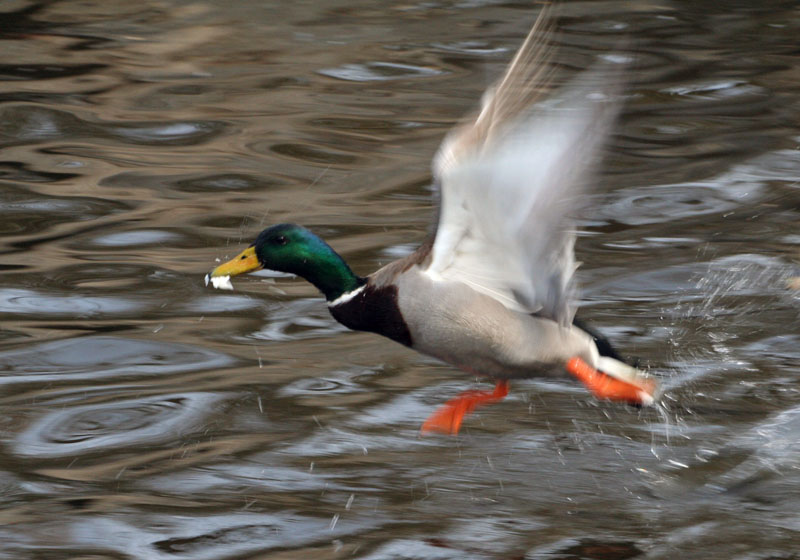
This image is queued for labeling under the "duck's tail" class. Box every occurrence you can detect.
[572,316,629,363]
[567,317,658,406]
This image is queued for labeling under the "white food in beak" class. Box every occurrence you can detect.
[205,274,234,290]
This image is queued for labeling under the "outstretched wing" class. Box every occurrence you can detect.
[425,12,624,325]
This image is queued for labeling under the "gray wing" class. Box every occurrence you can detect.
[425,11,625,325]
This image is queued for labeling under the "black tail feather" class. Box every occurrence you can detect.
[572,316,638,366]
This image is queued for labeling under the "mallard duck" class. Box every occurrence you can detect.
[206,12,658,434]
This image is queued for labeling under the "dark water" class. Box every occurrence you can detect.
[1,1,800,558]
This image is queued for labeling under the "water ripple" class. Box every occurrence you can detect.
[12,392,226,459]
[67,511,380,560]
[141,463,332,495]
[106,120,225,146]
[269,142,358,165]
[0,288,140,317]
[0,105,225,148]
[318,61,445,82]
[90,229,181,248]
[0,63,107,81]
[0,336,235,385]
[250,298,347,342]
[0,184,130,237]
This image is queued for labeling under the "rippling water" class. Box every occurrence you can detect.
[1,1,800,558]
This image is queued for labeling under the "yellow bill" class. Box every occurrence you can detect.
[205,245,262,290]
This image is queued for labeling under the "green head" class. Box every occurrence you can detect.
[208,223,364,301]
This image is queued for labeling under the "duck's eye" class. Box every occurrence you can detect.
[275,235,288,246]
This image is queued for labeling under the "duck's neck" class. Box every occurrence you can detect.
[298,238,365,302]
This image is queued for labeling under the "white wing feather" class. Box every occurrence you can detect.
[425,17,623,325]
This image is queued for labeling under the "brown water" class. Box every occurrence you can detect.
[1,1,800,558]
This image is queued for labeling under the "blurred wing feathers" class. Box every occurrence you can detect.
[426,13,624,324]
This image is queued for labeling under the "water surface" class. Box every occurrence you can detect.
[1,1,800,558]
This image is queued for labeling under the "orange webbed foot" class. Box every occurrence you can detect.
[566,357,657,405]
[421,380,509,435]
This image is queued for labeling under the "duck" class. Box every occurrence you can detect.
[206,11,658,434]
